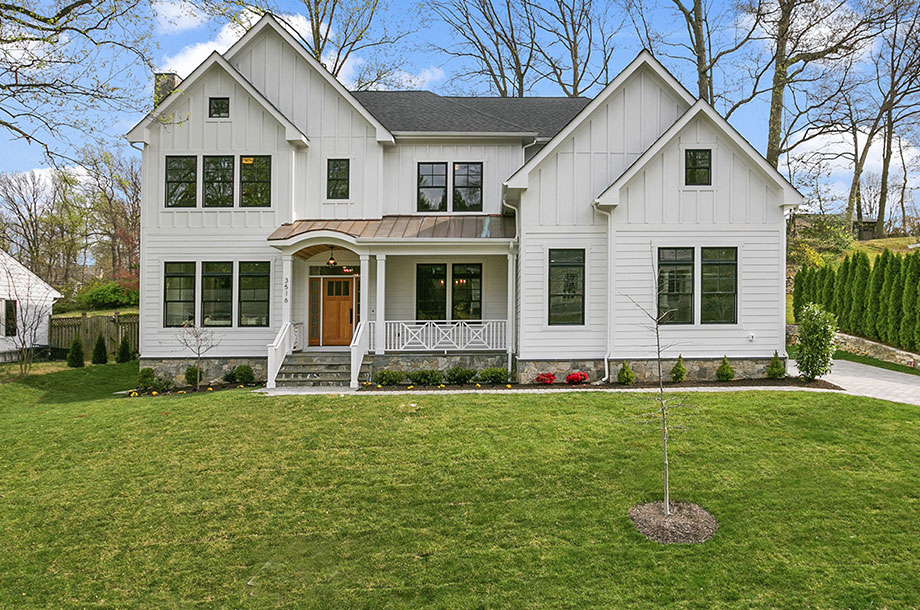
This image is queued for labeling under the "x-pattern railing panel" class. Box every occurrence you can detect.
[384,320,507,351]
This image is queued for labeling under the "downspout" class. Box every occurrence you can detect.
[502,188,520,378]
[593,200,613,382]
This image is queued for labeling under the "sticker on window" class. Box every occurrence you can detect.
[241,157,254,164]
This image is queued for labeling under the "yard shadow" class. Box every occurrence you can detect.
[18,361,139,404]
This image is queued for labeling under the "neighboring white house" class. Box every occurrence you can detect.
[0,249,62,361]
[127,14,802,388]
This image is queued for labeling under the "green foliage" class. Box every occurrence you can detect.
[787,214,853,266]
[832,256,850,322]
[820,264,836,312]
[222,369,237,383]
[77,281,139,310]
[137,368,156,391]
[899,253,920,351]
[116,335,133,363]
[444,366,477,385]
[886,254,905,345]
[372,369,403,386]
[66,337,84,368]
[233,365,254,385]
[792,270,804,319]
[478,367,509,384]
[185,366,202,387]
[766,351,786,379]
[847,252,871,336]
[716,356,735,382]
[406,369,443,386]
[865,250,889,340]
[670,355,687,383]
[616,361,636,385]
[797,303,837,382]
[91,334,107,365]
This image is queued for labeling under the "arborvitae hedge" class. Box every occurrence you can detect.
[91,333,107,365]
[887,254,905,344]
[792,269,805,318]
[848,252,871,336]
[881,254,901,344]
[832,256,850,320]
[67,337,84,368]
[900,253,920,351]
[821,264,836,311]
[865,249,889,340]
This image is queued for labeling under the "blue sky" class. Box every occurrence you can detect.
[0,0,795,175]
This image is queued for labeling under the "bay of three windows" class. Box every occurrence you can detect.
[164,261,270,328]
[165,155,271,208]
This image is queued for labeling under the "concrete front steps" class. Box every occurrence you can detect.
[275,351,370,387]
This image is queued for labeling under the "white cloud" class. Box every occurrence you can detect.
[152,1,208,35]
[399,66,446,89]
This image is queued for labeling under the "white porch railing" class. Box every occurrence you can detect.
[266,323,293,389]
[349,321,373,389]
[382,320,507,351]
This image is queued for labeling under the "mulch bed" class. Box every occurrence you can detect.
[629,501,719,544]
[120,383,259,397]
[360,377,843,391]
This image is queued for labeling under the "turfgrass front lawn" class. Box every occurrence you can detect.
[2,367,919,607]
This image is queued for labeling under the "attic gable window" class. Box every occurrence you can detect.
[685,149,711,186]
[208,97,230,118]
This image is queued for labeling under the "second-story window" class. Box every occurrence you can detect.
[203,156,233,207]
[165,156,197,208]
[453,163,483,211]
[240,156,271,207]
[208,97,230,118]
[418,162,448,212]
[327,159,350,199]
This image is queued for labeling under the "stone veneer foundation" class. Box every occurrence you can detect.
[369,352,509,375]
[140,357,267,386]
[515,357,778,384]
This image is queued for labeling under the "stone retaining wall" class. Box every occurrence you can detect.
[370,353,508,374]
[516,357,778,384]
[786,324,920,367]
[140,357,267,386]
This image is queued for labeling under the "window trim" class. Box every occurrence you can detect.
[680,143,717,190]
[325,157,352,201]
[163,261,197,328]
[164,155,198,208]
[208,96,230,119]
[238,260,271,327]
[239,155,272,208]
[547,248,586,326]
[700,247,738,325]
[657,247,695,325]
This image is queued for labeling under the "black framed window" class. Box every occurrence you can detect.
[203,156,234,207]
[201,262,233,327]
[327,159,350,200]
[452,264,482,320]
[685,149,711,186]
[548,249,585,325]
[240,156,271,207]
[164,262,195,327]
[416,264,447,320]
[239,262,270,327]
[701,247,737,324]
[452,162,483,211]
[418,162,447,211]
[208,97,230,118]
[165,156,197,208]
[658,248,694,324]
[4,300,16,337]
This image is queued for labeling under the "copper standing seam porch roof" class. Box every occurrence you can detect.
[268,215,516,242]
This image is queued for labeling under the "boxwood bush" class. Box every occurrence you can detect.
[373,369,404,386]
[478,367,509,384]
[445,366,477,385]
[406,369,443,386]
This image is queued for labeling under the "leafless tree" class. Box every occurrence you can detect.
[176,322,222,389]
[0,255,55,375]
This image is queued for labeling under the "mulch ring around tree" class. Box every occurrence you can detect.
[629,501,719,544]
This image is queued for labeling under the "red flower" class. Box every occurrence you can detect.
[535,372,556,384]
[565,371,588,385]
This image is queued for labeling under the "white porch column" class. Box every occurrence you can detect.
[281,253,293,326]
[375,254,386,353]
[359,254,370,326]
[506,252,516,368]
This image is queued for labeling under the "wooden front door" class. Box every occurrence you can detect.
[321,277,354,345]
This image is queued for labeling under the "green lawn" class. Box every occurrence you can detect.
[845,236,915,262]
[1,366,919,607]
[52,307,139,319]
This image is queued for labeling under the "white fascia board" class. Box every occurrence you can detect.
[503,50,696,190]
[223,14,395,145]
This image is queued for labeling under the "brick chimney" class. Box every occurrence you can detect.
[154,72,182,106]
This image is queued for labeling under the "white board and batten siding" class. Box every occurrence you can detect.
[517,66,691,360]
[0,250,60,354]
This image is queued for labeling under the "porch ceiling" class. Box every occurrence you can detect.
[269,214,516,242]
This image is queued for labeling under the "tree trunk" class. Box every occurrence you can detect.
[692,0,709,102]
[875,112,894,238]
[765,4,790,168]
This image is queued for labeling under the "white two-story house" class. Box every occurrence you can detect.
[127,14,801,388]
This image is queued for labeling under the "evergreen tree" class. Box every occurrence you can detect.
[880,253,900,344]
[899,253,920,350]
[865,250,889,340]
[67,337,84,368]
[848,252,871,336]
[832,256,851,320]
[91,333,107,365]
[840,255,855,333]
[886,254,905,345]
[821,264,836,312]
[116,335,133,363]
[792,269,804,320]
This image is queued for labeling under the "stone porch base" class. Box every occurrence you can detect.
[140,357,267,386]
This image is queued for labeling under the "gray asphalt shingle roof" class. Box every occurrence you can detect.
[351,91,590,138]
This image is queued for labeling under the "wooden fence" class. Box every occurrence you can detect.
[49,312,139,356]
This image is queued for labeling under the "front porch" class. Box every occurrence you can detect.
[265,216,517,387]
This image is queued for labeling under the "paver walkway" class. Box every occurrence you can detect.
[791,359,920,406]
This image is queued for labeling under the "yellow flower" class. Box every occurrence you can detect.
[438,384,445,388]
[130,391,138,397]
[178,390,186,395]
[207,387,214,392]
[376,384,382,389]
[407,385,414,389]
[475,383,481,388]
[151,391,158,396]
[238,385,245,388]
[506,384,512,389]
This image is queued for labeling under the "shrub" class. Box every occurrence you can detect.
[91,334,107,365]
[566,371,588,385]
[716,356,735,381]
[66,337,84,368]
[534,372,556,385]
[116,335,133,363]
[899,253,920,350]
[373,369,403,386]
[150,374,174,394]
[137,367,156,390]
[185,365,202,387]
[766,351,786,379]
[445,366,477,385]
[222,369,237,383]
[406,369,443,386]
[884,254,904,344]
[478,367,509,384]
[617,362,635,385]
[797,303,837,382]
[233,365,255,385]
[670,355,687,383]
[77,281,138,310]
[848,252,871,335]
